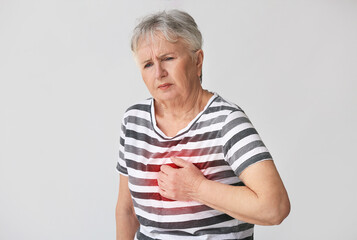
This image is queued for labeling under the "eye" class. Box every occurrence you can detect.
[144,62,153,68]
[164,57,174,61]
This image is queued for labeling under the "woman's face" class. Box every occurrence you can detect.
[135,33,203,104]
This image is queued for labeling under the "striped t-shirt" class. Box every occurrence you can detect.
[117,93,272,240]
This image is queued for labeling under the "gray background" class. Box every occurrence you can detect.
[1,0,356,239]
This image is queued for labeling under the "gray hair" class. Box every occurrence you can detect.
[131,10,203,54]
[131,10,203,82]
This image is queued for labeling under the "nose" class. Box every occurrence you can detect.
[155,62,168,79]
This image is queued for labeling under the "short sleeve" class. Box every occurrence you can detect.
[221,109,272,176]
[116,119,128,176]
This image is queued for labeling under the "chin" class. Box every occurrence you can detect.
[154,91,181,102]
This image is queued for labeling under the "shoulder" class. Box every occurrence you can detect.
[209,94,254,137]
[125,98,152,113]
[209,94,245,119]
[121,97,153,125]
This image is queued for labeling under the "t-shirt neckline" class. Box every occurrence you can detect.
[150,93,218,140]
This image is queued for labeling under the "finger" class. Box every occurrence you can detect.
[160,164,175,174]
[170,156,188,168]
[158,171,169,185]
[157,176,166,189]
[159,188,169,198]
[158,171,167,180]
[158,171,171,189]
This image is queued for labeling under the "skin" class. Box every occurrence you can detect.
[115,32,290,239]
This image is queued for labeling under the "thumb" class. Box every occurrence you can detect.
[170,157,187,168]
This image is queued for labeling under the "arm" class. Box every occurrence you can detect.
[193,159,290,225]
[116,174,139,240]
[158,157,290,225]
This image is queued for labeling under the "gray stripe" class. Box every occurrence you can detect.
[125,144,223,160]
[126,130,181,148]
[221,116,251,137]
[121,124,126,133]
[235,152,272,176]
[190,115,227,131]
[137,230,253,240]
[119,150,124,160]
[127,116,152,130]
[226,140,266,166]
[137,213,234,229]
[205,169,237,181]
[125,144,153,159]
[119,136,125,146]
[126,128,221,148]
[133,199,213,215]
[127,103,151,113]
[116,162,127,174]
[151,222,254,236]
[205,106,238,114]
[223,128,258,158]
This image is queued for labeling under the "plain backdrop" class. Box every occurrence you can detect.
[1,0,356,239]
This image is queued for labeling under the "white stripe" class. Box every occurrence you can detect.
[230,146,270,171]
[133,198,203,209]
[223,121,254,141]
[124,149,224,165]
[129,182,159,192]
[225,134,263,160]
[125,108,151,121]
[135,207,222,222]
[124,134,223,152]
[128,168,160,179]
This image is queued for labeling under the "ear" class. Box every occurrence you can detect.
[195,49,204,78]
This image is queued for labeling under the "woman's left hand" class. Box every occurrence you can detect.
[158,157,206,201]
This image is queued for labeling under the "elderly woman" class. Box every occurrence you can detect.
[115,10,290,240]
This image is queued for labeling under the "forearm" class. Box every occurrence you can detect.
[116,209,139,240]
[159,158,290,225]
[192,179,288,225]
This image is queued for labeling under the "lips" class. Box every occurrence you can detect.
[158,83,172,90]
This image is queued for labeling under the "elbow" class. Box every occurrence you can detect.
[269,201,290,225]
[261,196,291,225]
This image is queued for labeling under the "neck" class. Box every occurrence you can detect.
[154,88,212,122]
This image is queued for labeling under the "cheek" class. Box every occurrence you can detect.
[181,61,196,80]
[141,72,154,87]
[172,64,192,84]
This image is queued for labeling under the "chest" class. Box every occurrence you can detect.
[124,125,235,181]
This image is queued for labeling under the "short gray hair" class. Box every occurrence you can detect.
[131,10,203,54]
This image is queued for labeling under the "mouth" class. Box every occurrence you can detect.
[158,83,172,90]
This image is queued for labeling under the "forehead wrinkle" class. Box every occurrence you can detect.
[141,52,176,66]
[138,39,177,64]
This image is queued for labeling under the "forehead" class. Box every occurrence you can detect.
[135,33,187,59]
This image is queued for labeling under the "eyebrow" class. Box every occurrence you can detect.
[141,52,175,64]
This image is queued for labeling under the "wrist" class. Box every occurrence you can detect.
[191,177,209,202]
